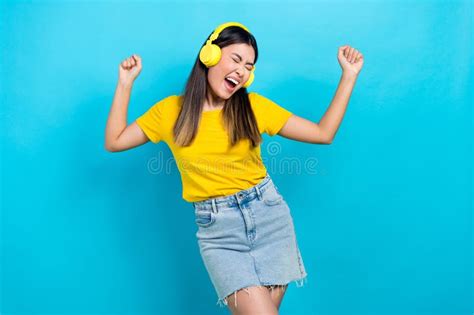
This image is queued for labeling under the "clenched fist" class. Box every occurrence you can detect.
[118,54,142,86]
[337,45,364,77]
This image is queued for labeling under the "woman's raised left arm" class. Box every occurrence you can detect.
[278,45,364,144]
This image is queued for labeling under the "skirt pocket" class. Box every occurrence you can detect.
[195,209,216,228]
[262,184,283,206]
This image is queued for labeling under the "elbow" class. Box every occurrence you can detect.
[313,126,333,144]
[310,137,332,145]
[323,137,333,145]
[314,132,333,145]
[316,139,332,145]
[104,144,115,152]
[322,130,334,144]
[104,141,117,152]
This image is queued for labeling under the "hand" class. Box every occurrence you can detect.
[337,45,364,77]
[118,54,142,87]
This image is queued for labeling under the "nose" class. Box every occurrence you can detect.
[235,67,245,79]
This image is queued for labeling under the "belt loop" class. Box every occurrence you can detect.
[255,186,262,200]
[211,199,218,213]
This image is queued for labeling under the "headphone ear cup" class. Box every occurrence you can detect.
[243,70,255,88]
[199,44,222,67]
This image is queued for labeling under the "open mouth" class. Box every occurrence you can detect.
[224,77,238,91]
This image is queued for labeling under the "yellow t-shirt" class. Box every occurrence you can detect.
[135,92,293,202]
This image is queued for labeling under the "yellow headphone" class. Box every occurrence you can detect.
[199,22,256,88]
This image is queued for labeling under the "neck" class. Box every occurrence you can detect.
[204,86,225,110]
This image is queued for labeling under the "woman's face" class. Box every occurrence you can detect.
[207,43,256,99]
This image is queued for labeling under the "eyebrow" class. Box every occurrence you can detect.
[232,52,255,66]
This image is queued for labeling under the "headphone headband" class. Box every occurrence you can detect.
[207,22,251,44]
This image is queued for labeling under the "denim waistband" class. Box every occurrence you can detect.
[192,173,274,211]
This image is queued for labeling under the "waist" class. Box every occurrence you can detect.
[192,172,274,210]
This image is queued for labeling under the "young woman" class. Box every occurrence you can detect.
[105,21,363,314]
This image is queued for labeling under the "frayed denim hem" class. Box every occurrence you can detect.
[216,275,308,308]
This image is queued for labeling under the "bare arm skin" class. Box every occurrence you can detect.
[104,82,149,152]
[277,45,364,144]
[278,73,358,144]
[104,54,150,152]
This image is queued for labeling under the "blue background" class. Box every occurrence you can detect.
[1,1,472,314]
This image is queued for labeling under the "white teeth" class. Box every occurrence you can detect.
[226,77,239,85]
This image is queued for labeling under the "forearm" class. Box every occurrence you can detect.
[105,81,132,149]
[319,72,358,142]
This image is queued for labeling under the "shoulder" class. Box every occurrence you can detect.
[248,91,283,113]
[248,91,261,103]
[248,92,263,115]
[152,94,182,112]
[248,91,276,106]
[158,94,181,106]
[248,91,293,120]
[247,91,266,109]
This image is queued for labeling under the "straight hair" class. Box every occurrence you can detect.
[173,26,261,148]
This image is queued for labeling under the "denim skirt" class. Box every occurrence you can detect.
[192,173,308,307]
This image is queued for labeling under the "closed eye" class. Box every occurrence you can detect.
[232,58,253,71]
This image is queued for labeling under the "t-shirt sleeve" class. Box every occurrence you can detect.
[251,92,293,136]
[135,97,168,144]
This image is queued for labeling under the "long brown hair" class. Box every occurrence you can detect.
[173,26,261,148]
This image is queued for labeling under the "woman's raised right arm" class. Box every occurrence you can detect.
[104,54,149,152]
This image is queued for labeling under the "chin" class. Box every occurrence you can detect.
[211,87,232,100]
[223,87,240,98]
[215,90,230,100]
